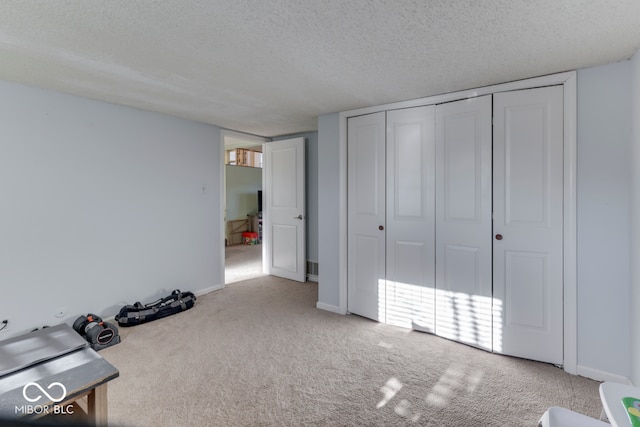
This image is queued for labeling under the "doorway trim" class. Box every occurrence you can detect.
[220,129,269,286]
[337,71,577,374]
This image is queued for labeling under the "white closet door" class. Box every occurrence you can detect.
[385,106,436,332]
[435,96,493,350]
[347,112,386,321]
[493,86,564,365]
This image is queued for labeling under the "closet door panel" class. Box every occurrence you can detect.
[386,106,436,332]
[435,96,493,350]
[347,112,387,321]
[493,86,564,364]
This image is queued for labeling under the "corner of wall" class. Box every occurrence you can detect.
[577,365,633,384]
[317,113,342,309]
[630,48,640,386]
[316,301,346,315]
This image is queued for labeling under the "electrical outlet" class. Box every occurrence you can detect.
[54,307,66,318]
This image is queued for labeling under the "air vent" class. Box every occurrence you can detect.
[306,260,319,282]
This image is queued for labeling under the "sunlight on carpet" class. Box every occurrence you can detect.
[100,276,601,427]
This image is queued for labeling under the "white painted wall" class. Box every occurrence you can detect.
[0,81,223,338]
[225,165,262,221]
[631,49,640,386]
[576,61,632,380]
[317,113,342,311]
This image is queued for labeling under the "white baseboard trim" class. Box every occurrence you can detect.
[195,284,224,297]
[576,365,632,384]
[316,301,345,315]
[307,274,319,282]
[100,286,222,324]
[115,286,222,315]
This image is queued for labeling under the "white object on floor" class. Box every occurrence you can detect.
[537,406,610,427]
[600,381,640,427]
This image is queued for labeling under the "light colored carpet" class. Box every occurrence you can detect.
[101,276,602,426]
[225,243,265,284]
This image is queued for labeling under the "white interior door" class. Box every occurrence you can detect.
[435,96,493,350]
[493,86,564,364]
[347,112,386,321]
[263,137,306,282]
[385,106,436,332]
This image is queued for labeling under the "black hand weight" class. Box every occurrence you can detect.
[72,313,120,348]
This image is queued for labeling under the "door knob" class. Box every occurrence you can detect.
[379,225,384,231]
[495,234,503,240]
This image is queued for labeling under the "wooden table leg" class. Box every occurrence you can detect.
[87,383,108,426]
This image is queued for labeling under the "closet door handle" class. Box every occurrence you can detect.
[379,225,384,231]
[495,234,503,240]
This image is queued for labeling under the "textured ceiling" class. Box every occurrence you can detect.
[1,1,640,137]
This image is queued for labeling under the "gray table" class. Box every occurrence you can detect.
[0,324,119,426]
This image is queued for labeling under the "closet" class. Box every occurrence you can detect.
[348,107,436,332]
[347,85,564,365]
[434,95,493,351]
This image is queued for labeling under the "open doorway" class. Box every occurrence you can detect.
[222,130,268,284]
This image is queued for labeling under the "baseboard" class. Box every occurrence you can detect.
[101,285,223,322]
[576,365,632,384]
[316,301,345,315]
[195,284,224,297]
[307,274,319,282]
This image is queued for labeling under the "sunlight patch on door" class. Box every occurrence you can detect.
[435,290,492,350]
[492,298,503,353]
[386,281,434,332]
[377,278,386,323]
